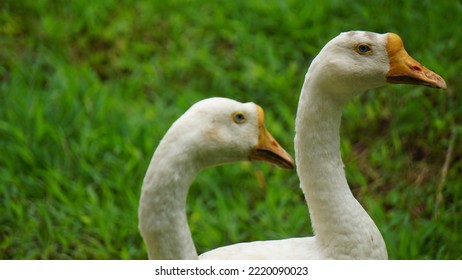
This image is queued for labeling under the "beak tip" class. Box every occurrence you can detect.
[438,79,448,90]
[429,71,447,89]
[249,149,295,170]
[428,76,447,90]
[279,158,295,170]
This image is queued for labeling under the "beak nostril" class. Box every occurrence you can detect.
[412,65,422,71]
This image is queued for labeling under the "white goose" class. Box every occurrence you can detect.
[138,97,294,260]
[200,31,446,259]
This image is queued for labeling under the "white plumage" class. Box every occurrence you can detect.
[200,31,446,260]
[138,97,294,260]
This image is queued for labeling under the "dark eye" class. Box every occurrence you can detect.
[356,44,371,54]
[232,112,246,124]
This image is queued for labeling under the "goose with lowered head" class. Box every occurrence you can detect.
[200,31,446,260]
[138,97,294,260]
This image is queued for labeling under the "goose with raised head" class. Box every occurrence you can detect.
[138,97,294,260]
[200,31,446,260]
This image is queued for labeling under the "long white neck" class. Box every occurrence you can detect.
[138,141,199,260]
[295,73,387,259]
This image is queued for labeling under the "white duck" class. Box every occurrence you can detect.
[138,97,294,260]
[200,31,446,259]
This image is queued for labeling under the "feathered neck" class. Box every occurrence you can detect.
[294,71,387,259]
[138,136,200,260]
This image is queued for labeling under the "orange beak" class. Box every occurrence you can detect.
[248,105,294,170]
[386,33,447,89]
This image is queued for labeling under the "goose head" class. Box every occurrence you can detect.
[165,97,294,170]
[306,31,446,99]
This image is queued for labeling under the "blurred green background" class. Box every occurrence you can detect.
[1,0,461,259]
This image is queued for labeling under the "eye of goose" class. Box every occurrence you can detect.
[232,112,246,124]
[356,44,372,54]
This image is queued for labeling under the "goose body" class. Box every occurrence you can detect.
[200,31,446,260]
[138,97,294,260]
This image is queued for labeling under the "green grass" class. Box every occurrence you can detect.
[1,0,461,259]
